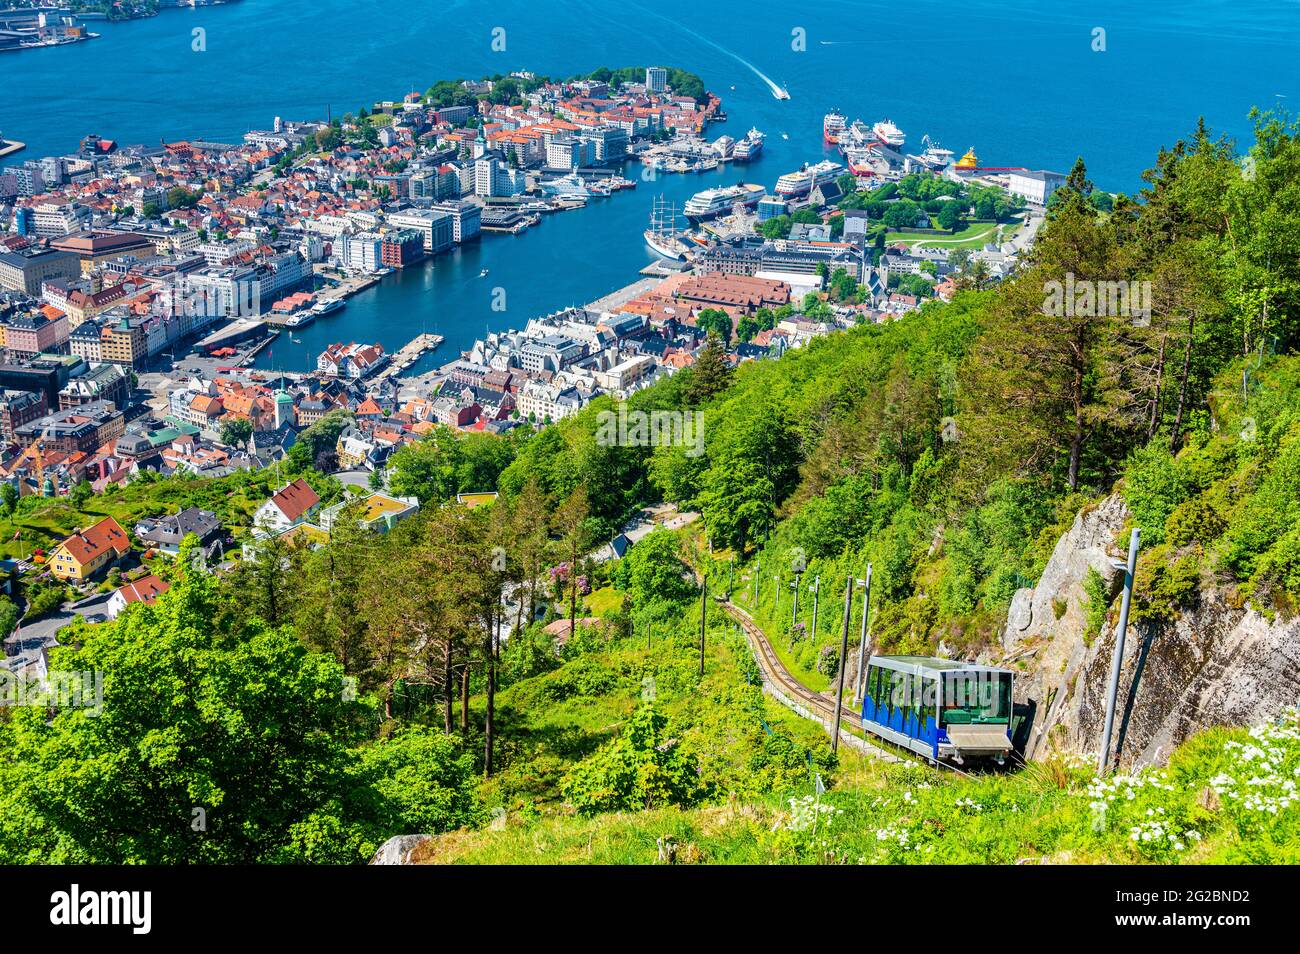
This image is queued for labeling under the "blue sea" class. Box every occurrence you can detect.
[4,0,1298,372]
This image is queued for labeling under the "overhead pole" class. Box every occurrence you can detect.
[1099,528,1140,774]
[853,564,873,702]
[699,576,707,677]
[809,575,820,641]
[791,571,801,628]
[831,574,854,754]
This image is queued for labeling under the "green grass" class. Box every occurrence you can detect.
[472,601,864,821]
[582,585,624,617]
[885,216,1023,250]
[418,711,1300,865]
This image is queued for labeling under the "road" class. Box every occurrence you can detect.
[3,592,114,657]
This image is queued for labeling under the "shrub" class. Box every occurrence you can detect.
[1082,567,1110,644]
[561,703,704,815]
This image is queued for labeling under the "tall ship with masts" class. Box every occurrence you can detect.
[644,196,692,260]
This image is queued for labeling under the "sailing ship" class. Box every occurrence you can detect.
[644,196,692,260]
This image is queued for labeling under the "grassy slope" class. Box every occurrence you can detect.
[428,701,1300,865]
[471,602,866,822]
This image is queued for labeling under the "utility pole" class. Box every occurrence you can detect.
[853,564,873,702]
[809,575,820,641]
[1099,528,1140,774]
[791,570,802,628]
[772,571,780,609]
[699,577,707,677]
[831,575,854,754]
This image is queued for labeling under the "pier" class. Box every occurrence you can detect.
[373,333,445,381]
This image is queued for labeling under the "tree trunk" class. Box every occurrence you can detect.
[1068,360,1085,490]
[484,642,496,776]
[460,664,469,732]
[1170,312,1196,454]
[1147,333,1167,442]
[568,547,579,641]
[443,639,453,735]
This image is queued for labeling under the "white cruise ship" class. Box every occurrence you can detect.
[682,182,765,221]
[774,168,813,197]
[539,173,590,199]
[872,118,906,147]
[733,127,765,162]
[808,159,844,187]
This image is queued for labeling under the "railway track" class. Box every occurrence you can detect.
[721,596,977,773]
[721,598,869,737]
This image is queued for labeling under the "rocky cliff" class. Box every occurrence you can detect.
[996,494,1300,768]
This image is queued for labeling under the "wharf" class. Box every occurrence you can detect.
[373,332,445,381]
[585,277,662,313]
[0,140,25,160]
[315,267,380,300]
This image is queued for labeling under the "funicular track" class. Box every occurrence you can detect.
[721,597,975,775]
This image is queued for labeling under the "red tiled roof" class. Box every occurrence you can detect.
[116,574,169,607]
[59,516,131,566]
[269,478,320,522]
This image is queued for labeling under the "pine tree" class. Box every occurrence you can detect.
[687,331,732,405]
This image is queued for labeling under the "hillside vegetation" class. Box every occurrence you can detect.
[3,112,1299,864]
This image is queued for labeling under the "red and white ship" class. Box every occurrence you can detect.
[822,111,846,145]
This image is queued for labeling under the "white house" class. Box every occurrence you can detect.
[253,478,322,536]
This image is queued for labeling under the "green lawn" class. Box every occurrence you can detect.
[885,215,1022,250]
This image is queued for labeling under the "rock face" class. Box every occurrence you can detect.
[370,834,431,865]
[999,493,1300,769]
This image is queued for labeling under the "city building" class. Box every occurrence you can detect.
[0,247,80,295]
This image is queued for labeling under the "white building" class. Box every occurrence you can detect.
[386,209,455,253]
[1006,169,1067,206]
[645,67,668,93]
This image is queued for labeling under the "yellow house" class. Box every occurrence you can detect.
[50,516,132,581]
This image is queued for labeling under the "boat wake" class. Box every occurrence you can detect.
[627,4,789,100]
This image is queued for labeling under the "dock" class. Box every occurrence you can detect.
[0,140,26,160]
[373,333,445,381]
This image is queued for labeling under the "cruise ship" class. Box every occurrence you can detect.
[733,127,765,162]
[682,182,765,221]
[774,168,813,197]
[539,173,590,199]
[872,119,906,148]
[823,111,847,145]
[808,159,844,188]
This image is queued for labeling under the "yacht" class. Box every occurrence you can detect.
[682,182,765,221]
[539,173,590,199]
[311,297,344,318]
